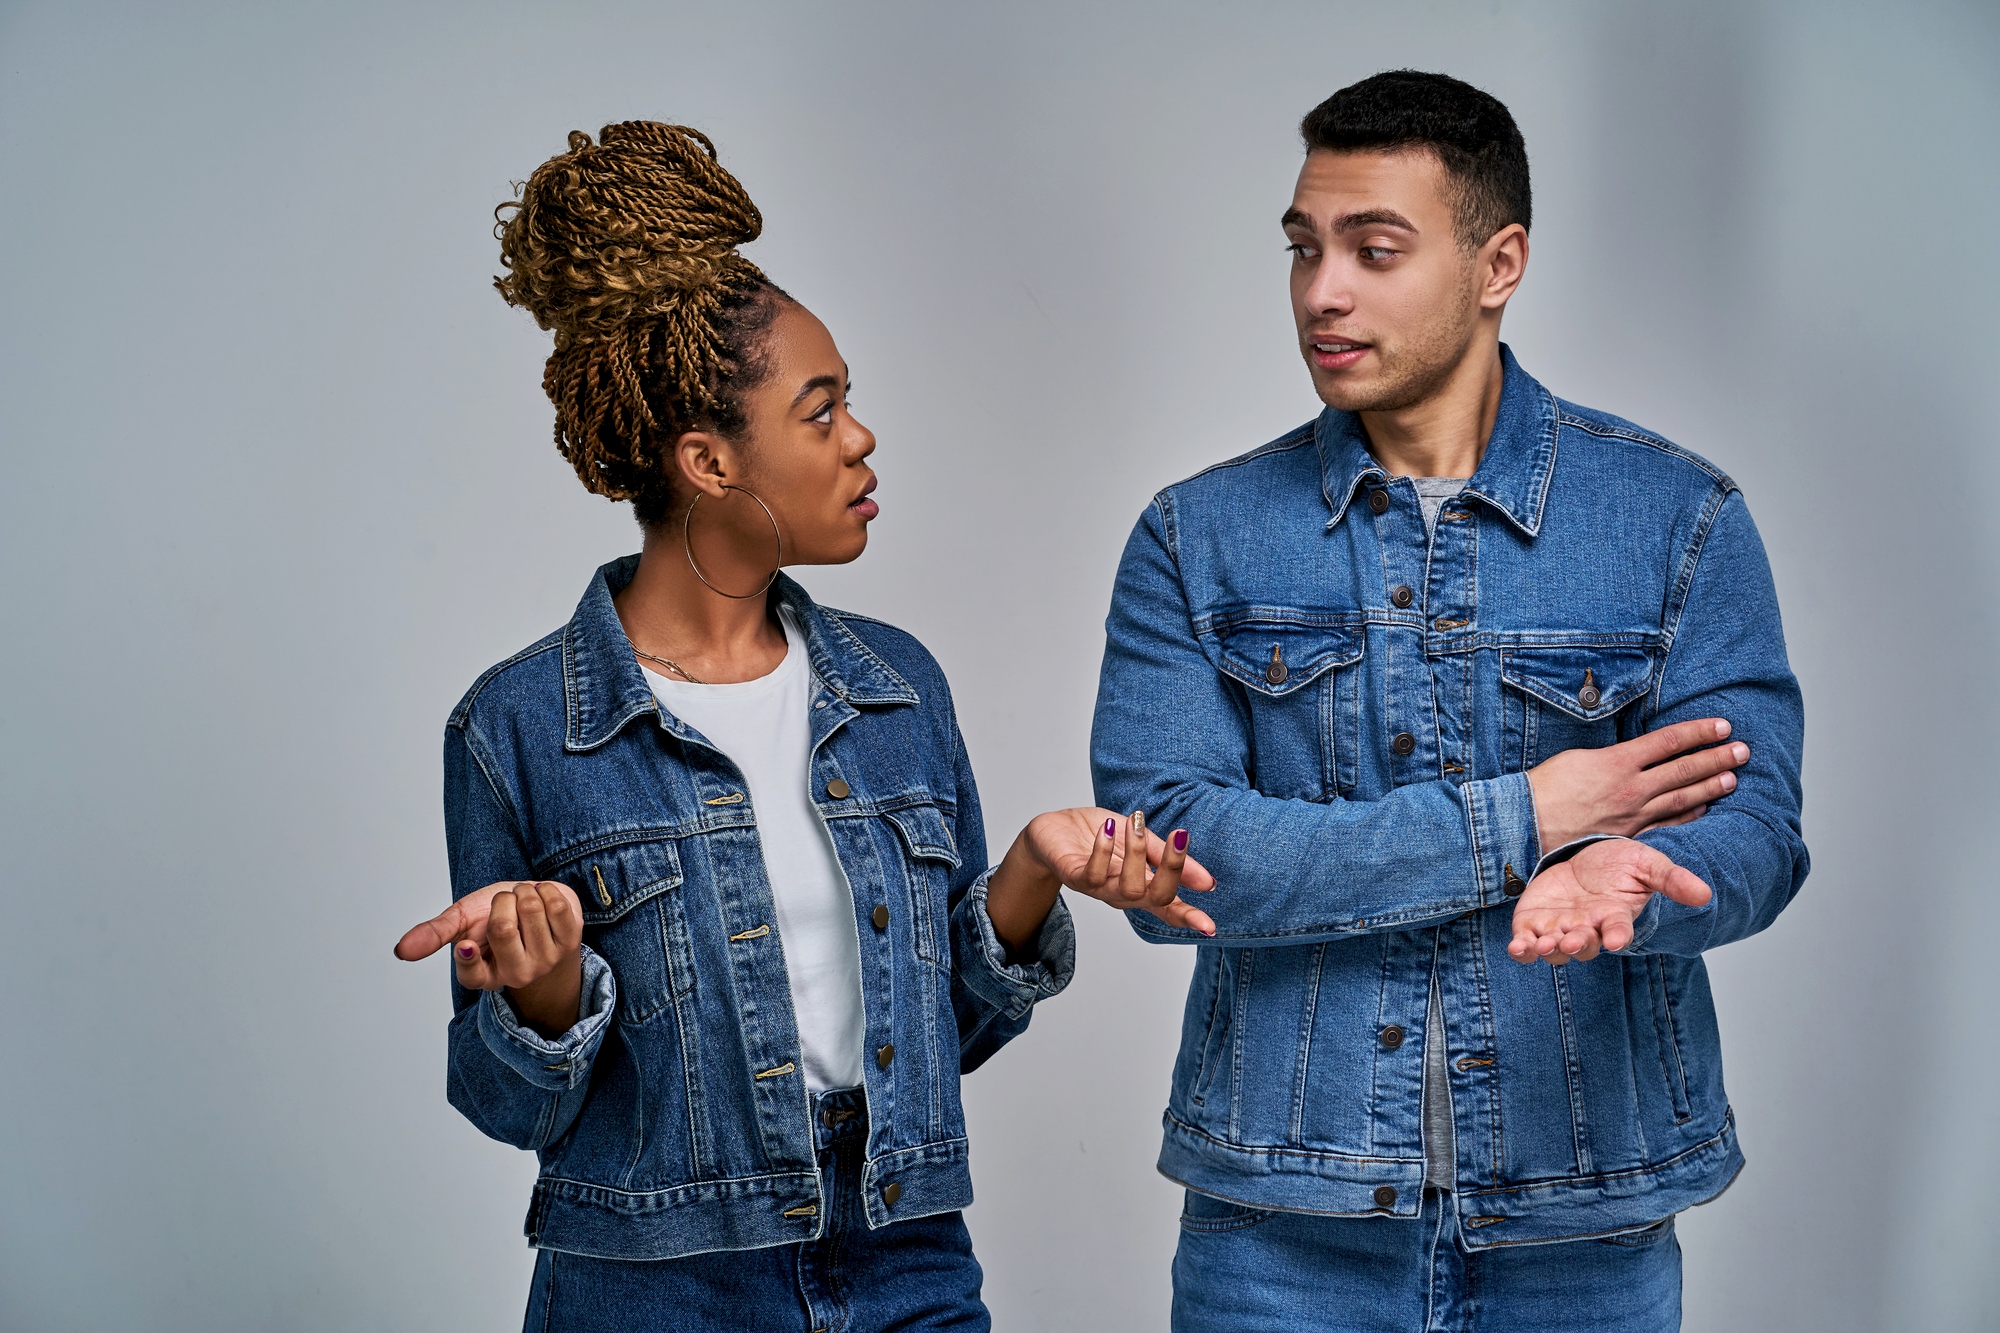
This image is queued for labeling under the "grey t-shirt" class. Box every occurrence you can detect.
[1410,476,1468,1191]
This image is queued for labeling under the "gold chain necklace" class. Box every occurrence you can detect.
[632,647,705,684]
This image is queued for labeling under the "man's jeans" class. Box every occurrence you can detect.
[1171,1189,1681,1333]
[522,1088,989,1331]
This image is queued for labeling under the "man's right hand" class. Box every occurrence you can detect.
[1527,718,1748,854]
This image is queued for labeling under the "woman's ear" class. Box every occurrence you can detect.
[674,430,735,500]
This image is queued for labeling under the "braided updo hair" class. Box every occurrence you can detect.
[494,121,790,526]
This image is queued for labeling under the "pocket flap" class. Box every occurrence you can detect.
[555,837,685,924]
[885,803,960,869]
[1208,609,1364,698]
[1501,645,1655,722]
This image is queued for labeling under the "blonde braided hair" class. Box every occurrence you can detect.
[494,122,787,521]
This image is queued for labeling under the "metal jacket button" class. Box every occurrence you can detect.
[1390,584,1414,608]
[1374,1185,1398,1208]
[877,1043,895,1069]
[1503,864,1527,897]
[1368,488,1390,515]
[1578,669,1601,709]
[1392,732,1416,756]
[1265,645,1288,685]
[826,778,851,800]
[871,904,890,930]
[1380,1025,1405,1050]
[883,1181,902,1206]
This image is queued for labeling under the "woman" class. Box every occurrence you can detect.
[392,121,1214,1331]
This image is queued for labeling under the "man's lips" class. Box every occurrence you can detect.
[1309,336,1371,370]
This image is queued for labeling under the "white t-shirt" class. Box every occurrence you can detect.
[641,609,866,1091]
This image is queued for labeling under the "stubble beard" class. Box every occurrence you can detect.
[1308,274,1485,415]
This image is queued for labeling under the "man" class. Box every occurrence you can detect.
[1091,70,1806,1331]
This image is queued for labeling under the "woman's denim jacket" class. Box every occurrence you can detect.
[441,559,1073,1261]
[1092,348,1807,1248]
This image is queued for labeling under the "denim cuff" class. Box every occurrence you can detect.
[952,868,1076,1021]
[1462,771,1542,907]
[1533,833,1629,875]
[475,944,616,1091]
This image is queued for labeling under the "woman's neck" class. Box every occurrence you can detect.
[613,524,790,684]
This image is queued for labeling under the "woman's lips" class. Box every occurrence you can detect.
[850,497,879,520]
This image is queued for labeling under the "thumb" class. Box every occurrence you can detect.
[1633,845,1713,908]
[394,910,457,961]
[1660,863,1714,908]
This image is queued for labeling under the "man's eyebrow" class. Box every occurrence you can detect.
[790,369,849,407]
[1331,208,1418,234]
[1280,207,1312,231]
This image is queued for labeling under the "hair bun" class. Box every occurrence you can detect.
[494,121,765,339]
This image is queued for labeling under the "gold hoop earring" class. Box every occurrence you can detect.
[683,484,782,600]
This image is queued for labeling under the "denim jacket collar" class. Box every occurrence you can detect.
[562,555,918,753]
[1316,344,1558,538]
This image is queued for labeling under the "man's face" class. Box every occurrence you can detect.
[1284,148,1484,413]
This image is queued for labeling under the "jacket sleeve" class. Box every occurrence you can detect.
[941,689,1075,1072]
[1622,488,1809,954]
[441,721,617,1150]
[1092,500,1541,947]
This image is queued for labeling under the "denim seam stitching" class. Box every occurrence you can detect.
[1548,965,1593,1175]
[1458,1109,1735,1198]
[1289,942,1325,1145]
[1554,411,1731,488]
[447,630,563,727]
[1161,1108,1422,1165]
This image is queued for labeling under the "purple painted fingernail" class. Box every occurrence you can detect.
[1104,818,1116,838]
[456,943,476,960]
[1172,830,1189,852]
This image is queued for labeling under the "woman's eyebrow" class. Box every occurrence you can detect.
[790,364,852,407]
[791,373,842,407]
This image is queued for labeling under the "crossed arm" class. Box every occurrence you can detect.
[1091,492,1804,965]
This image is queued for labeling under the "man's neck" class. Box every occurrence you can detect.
[1357,341,1506,479]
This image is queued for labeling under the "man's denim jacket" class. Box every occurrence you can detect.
[442,558,1073,1261]
[1092,348,1806,1247]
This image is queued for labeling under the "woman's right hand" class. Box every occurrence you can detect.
[1526,718,1749,853]
[394,880,585,1037]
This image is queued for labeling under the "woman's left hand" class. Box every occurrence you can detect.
[989,807,1216,944]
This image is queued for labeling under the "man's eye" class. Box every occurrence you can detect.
[1286,242,1318,260]
[1359,246,1396,262]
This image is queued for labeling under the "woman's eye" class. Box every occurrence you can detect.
[809,402,833,424]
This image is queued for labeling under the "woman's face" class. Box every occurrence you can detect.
[684,301,878,569]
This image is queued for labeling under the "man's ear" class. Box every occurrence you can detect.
[674,430,733,500]
[1479,223,1529,311]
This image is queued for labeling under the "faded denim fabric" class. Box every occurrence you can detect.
[1092,347,1807,1248]
[521,1088,989,1332]
[1171,1189,1681,1332]
[443,558,1074,1262]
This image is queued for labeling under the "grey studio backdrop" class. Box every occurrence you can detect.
[2,3,1995,1330]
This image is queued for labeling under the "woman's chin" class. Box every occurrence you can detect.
[792,530,871,567]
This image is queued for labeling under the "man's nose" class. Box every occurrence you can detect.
[1303,261,1352,319]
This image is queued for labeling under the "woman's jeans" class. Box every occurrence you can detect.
[1172,1187,1682,1333]
[523,1088,988,1332]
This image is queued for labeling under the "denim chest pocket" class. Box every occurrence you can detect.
[1501,644,1658,769]
[883,802,959,971]
[1205,610,1365,798]
[554,837,692,1026]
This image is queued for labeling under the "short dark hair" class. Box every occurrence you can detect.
[1300,71,1530,250]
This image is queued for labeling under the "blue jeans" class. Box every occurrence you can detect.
[1171,1188,1681,1332]
[522,1089,988,1331]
